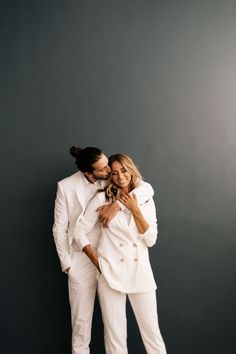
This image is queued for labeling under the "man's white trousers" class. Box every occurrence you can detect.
[68,251,97,354]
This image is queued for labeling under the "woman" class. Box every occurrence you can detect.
[74,154,167,354]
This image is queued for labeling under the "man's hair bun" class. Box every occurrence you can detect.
[70,146,82,158]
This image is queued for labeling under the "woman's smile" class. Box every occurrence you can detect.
[111,161,132,190]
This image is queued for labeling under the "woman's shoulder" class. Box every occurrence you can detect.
[135,180,155,198]
[139,180,154,190]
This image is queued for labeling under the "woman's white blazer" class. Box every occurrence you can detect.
[74,189,158,293]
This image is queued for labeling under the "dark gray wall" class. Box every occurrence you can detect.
[1,1,235,353]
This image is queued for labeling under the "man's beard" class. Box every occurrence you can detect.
[94,173,111,181]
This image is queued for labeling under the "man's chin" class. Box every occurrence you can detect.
[96,174,110,181]
[102,175,111,180]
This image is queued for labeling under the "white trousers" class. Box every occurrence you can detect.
[68,251,98,354]
[98,275,167,354]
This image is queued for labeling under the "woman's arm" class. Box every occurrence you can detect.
[73,194,105,270]
[82,244,100,271]
[119,193,158,247]
[119,194,149,233]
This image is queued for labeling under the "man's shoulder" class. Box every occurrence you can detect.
[58,171,82,188]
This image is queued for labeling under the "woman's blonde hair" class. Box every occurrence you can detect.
[103,154,142,202]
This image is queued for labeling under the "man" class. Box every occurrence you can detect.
[53,146,153,354]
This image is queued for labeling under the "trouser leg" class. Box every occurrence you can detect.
[68,252,97,354]
[128,291,167,354]
[98,274,128,354]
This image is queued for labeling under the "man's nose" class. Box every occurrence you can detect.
[107,166,111,173]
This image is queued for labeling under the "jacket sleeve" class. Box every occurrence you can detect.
[73,194,103,251]
[52,183,71,272]
[138,197,158,247]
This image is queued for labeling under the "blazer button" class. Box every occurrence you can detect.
[133,258,138,262]
[119,243,123,247]
[120,258,124,262]
[133,243,137,247]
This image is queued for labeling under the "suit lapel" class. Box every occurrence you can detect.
[74,171,86,211]
[74,174,104,226]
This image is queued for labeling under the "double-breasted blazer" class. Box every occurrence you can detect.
[74,186,158,293]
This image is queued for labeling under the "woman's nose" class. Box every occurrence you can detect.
[117,172,123,179]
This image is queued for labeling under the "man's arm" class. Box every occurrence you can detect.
[73,194,102,252]
[52,183,71,273]
[97,181,154,227]
[96,202,121,228]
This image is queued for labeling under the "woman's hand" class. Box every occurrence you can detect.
[119,193,139,212]
[93,256,101,272]
[119,193,150,234]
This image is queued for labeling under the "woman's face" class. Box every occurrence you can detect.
[111,160,132,190]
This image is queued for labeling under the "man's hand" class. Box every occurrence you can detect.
[96,203,120,227]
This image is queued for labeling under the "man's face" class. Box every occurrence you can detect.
[91,154,111,180]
